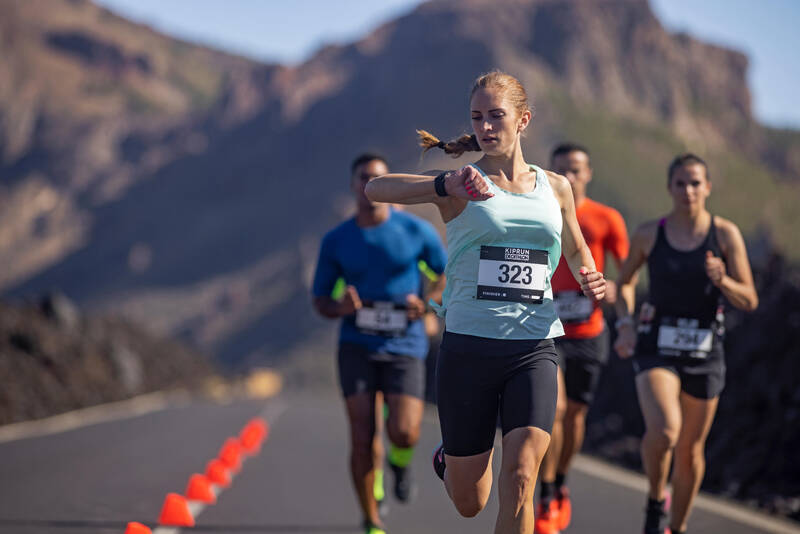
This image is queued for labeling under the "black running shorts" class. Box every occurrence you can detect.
[554,328,610,406]
[436,331,559,457]
[633,345,725,400]
[337,343,425,399]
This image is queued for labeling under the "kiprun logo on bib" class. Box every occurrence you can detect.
[504,248,530,262]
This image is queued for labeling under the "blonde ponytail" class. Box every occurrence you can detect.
[416,129,481,158]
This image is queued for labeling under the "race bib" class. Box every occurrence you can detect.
[553,291,594,322]
[656,317,713,358]
[476,246,548,303]
[355,301,408,337]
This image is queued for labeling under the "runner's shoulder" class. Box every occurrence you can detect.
[712,215,741,237]
[712,215,744,250]
[543,169,571,197]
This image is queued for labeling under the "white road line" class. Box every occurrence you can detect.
[573,455,800,534]
[0,390,191,444]
[151,398,288,534]
[257,396,288,422]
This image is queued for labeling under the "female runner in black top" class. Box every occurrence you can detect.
[614,154,758,534]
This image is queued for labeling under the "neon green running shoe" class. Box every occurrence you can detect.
[374,468,388,517]
[363,520,386,534]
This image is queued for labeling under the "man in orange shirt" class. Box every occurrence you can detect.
[535,143,630,534]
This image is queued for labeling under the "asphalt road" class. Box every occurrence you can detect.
[0,389,796,534]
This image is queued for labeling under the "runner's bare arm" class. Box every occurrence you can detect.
[365,166,488,221]
[365,171,446,205]
[603,209,630,304]
[710,218,759,311]
[601,258,624,305]
[612,221,657,358]
[610,255,635,307]
[548,171,604,302]
[614,221,656,318]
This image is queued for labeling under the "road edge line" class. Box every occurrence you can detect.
[572,454,800,534]
[0,389,190,444]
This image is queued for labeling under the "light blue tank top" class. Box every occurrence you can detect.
[434,163,565,340]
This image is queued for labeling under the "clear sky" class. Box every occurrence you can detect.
[95,0,800,129]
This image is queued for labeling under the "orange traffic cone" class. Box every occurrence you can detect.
[185,473,217,504]
[240,419,267,454]
[239,433,260,455]
[124,522,152,534]
[158,493,195,527]
[218,438,242,472]
[205,459,231,488]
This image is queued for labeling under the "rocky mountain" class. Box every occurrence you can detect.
[2,0,799,366]
[0,0,275,288]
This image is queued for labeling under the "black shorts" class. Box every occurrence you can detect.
[337,343,425,399]
[633,346,725,400]
[554,328,609,406]
[436,331,559,457]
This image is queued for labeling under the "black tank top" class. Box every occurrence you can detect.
[646,216,724,325]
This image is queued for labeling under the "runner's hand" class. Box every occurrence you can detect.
[614,323,636,359]
[406,294,426,321]
[339,285,362,316]
[444,165,494,201]
[579,267,606,302]
[705,251,726,287]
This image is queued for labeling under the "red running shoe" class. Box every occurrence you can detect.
[555,485,572,531]
[534,499,561,534]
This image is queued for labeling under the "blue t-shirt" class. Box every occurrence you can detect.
[312,209,447,358]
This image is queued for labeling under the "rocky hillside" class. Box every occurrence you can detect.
[0,294,215,425]
[2,0,799,367]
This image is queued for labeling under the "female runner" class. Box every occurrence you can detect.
[614,154,758,534]
[365,71,606,534]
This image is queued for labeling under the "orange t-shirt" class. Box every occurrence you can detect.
[551,198,629,338]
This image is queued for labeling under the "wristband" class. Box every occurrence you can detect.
[434,172,449,197]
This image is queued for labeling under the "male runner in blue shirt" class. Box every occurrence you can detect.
[313,153,447,534]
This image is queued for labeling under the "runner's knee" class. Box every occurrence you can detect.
[644,426,679,451]
[674,440,706,468]
[502,467,537,500]
[387,421,418,448]
[451,489,489,518]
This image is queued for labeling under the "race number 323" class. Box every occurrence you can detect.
[477,246,548,303]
